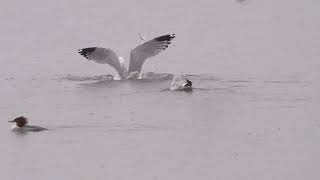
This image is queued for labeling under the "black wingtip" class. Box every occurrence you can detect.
[78,47,97,59]
[154,34,176,42]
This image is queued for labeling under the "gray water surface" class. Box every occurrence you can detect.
[0,0,320,180]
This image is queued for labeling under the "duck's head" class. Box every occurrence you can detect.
[9,116,28,127]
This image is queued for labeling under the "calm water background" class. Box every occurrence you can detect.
[0,0,319,179]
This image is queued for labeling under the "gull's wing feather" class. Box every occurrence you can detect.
[129,34,175,73]
[78,47,125,78]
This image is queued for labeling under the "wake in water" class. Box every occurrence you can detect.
[57,72,224,94]
[60,72,174,82]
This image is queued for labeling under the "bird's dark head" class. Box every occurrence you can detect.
[185,79,192,87]
[8,116,28,127]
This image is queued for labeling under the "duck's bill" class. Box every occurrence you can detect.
[8,120,15,122]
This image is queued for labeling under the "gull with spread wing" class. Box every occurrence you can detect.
[78,34,176,80]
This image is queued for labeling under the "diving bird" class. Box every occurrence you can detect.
[183,79,192,87]
[78,34,176,80]
[170,75,193,91]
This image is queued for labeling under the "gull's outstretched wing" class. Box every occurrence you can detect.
[78,47,126,78]
[129,34,175,73]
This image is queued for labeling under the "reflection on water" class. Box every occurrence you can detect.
[56,74,115,82]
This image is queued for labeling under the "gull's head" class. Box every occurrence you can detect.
[9,116,28,127]
[138,32,146,41]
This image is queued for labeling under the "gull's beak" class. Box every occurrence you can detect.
[8,120,15,122]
